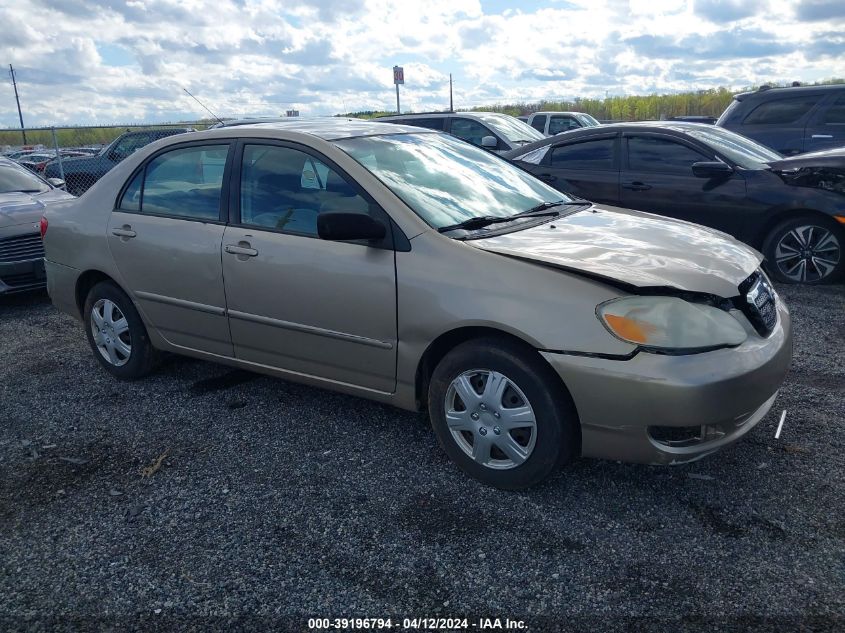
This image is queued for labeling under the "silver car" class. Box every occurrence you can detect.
[0,158,71,294]
[42,120,792,489]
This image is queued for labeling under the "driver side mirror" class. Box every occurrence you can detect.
[481,135,498,149]
[317,212,386,242]
[692,161,734,178]
[47,178,65,189]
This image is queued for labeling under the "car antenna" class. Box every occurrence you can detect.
[182,87,225,125]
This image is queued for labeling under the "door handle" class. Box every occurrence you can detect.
[623,182,652,191]
[111,226,136,238]
[225,244,258,257]
[537,173,557,182]
[811,134,833,139]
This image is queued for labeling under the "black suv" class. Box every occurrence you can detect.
[717,84,845,155]
[44,128,193,195]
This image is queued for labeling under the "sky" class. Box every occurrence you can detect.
[1,0,844,127]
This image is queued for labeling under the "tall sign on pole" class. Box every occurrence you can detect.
[393,65,404,114]
[9,65,26,144]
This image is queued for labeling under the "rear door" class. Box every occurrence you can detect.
[736,94,824,155]
[107,141,233,356]
[526,134,620,204]
[221,141,398,393]
[805,91,845,152]
[619,133,747,235]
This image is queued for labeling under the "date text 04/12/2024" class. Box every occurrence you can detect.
[307,617,528,630]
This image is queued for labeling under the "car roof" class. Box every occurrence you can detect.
[735,84,845,101]
[531,111,585,116]
[377,111,508,122]
[197,117,433,140]
[500,121,715,157]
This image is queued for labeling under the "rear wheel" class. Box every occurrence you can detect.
[762,216,844,284]
[83,281,158,379]
[428,338,578,489]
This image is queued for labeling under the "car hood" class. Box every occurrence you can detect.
[768,147,845,171]
[0,189,73,228]
[468,205,762,298]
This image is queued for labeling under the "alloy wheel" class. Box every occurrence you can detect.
[444,369,537,470]
[774,224,841,283]
[90,299,132,367]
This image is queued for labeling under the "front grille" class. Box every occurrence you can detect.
[0,271,43,288]
[738,271,778,336]
[0,233,44,263]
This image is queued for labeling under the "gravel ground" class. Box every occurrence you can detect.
[0,284,843,632]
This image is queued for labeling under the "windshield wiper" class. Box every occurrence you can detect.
[438,201,584,234]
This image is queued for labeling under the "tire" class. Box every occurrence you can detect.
[83,281,158,380]
[427,337,579,490]
[762,215,844,284]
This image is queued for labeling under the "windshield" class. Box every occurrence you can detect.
[684,126,782,168]
[475,114,546,144]
[0,162,50,193]
[576,113,601,127]
[335,133,574,230]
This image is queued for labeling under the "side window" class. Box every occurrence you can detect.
[450,118,496,147]
[548,116,579,135]
[141,144,228,220]
[550,138,615,170]
[118,170,143,211]
[822,93,845,125]
[627,137,708,175]
[743,96,821,125]
[407,118,444,130]
[530,115,547,132]
[239,144,371,237]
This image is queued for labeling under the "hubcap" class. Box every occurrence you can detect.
[90,299,132,367]
[774,225,840,283]
[444,369,537,470]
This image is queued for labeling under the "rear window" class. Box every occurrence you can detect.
[550,138,615,170]
[743,96,821,125]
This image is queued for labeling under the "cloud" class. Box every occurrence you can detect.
[624,28,792,60]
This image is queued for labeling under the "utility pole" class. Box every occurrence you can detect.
[9,64,26,144]
[449,74,453,111]
[396,83,400,114]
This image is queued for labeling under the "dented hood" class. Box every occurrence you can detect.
[469,205,762,297]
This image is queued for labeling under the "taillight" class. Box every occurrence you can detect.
[39,216,48,239]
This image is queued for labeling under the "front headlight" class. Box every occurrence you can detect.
[597,296,747,352]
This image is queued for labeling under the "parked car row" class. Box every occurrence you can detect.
[41,119,792,489]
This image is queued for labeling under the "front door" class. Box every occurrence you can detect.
[107,142,233,356]
[619,134,747,236]
[805,92,845,153]
[221,142,397,393]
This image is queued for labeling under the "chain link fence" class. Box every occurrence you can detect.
[1,123,214,196]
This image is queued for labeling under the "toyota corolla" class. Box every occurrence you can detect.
[42,120,792,489]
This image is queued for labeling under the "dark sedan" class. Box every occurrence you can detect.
[504,122,845,284]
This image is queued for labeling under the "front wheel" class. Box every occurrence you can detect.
[762,216,844,284]
[83,281,158,379]
[428,338,579,489]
